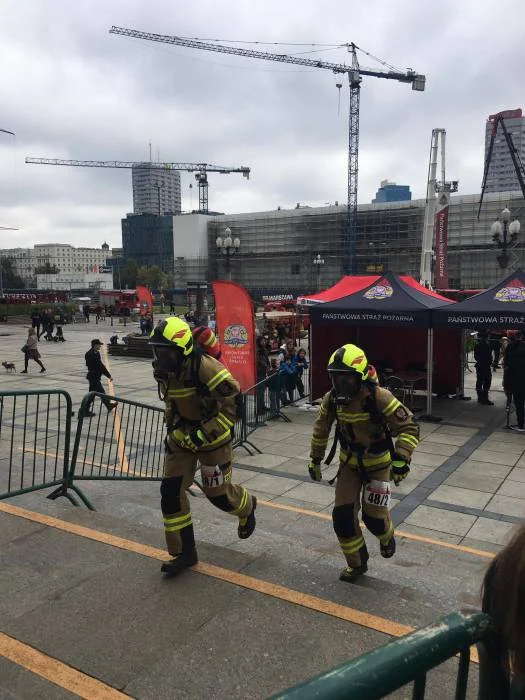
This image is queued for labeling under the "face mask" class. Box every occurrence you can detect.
[152,346,185,379]
[331,372,362,403]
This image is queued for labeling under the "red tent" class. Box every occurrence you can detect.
[298,275,449,305]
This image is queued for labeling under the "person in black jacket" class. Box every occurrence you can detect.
[503,331,525,432]
[474,331,494,405]
[84,339,116,416]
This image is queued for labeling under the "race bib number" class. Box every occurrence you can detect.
[201,465,224,488]
[364,480,392,509]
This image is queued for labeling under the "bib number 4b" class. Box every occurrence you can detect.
[364,480,392,509]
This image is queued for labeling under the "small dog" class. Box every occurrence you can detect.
[2,361,16,373]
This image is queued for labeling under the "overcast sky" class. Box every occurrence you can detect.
[1,0,524,249]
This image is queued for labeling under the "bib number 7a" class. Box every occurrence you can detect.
[364,480,392,509]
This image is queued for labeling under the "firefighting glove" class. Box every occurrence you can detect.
[308,461,322,482]
[184,428,207,452]
[391,459,410,486]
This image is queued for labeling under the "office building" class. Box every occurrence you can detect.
[484,109,525,193]
[132,163,181,215]
[372,180,412,203]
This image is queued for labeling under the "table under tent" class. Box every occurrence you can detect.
[304,272,463,420]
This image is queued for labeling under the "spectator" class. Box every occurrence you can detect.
[279,354,297,404]
[256,335,270,415]
[39,309,49,339]
[503,330,525,432]
[267,358,281,415]
[169,298,175,314]
[474,331,494,405]
[482,524,525,694]
[83,304,90,323]
[84,339,116,416]
[21,328,46,373]
[293,348,308,398]
[30,309,41,338]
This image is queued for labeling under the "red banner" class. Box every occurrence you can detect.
[212,280,256,391]
[136,285,153,316]
[434,195,449,289]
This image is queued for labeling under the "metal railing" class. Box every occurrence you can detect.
[271,611,511,700]
[0,389,75,504]
[63,392,166,509]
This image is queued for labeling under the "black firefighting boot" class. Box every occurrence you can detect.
[339,547,369,583]
[160,548,198,576]
[238,496,257,539]
[380,534,396,559]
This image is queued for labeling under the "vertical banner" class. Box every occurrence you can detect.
[212,280,256,391]
[136,285,153,316]
[434,192,449,289]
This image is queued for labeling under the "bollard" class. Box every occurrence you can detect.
[110,316,113,326]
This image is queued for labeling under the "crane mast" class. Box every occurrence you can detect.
[25,158,250,215]
[109,26,425,274]
[419,129,458,288]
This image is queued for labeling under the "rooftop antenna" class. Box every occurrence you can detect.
[149,141,152,161]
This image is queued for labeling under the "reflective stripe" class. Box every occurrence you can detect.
[382,398,401,416]
[339,536,365,554]
[319,405,328,416]
[339,449,390,468]
[216,416,232,432]
[231,488,248,516]
[218,412,234,428]
[172,428,186,442]
[167,388,197,398]
[311,436,328,446]
[398,433,419,448]
[204,335,217,347]
[379,525,394,545]
[163,513,192,532]
[207,368,231,391]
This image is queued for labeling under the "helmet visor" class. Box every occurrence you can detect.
[331,371,361,400]
[152,345,185,375]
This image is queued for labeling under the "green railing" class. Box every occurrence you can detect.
[271,612,509,700]
[0,389,75,504]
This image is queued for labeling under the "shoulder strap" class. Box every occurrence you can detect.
[190,350,209,396]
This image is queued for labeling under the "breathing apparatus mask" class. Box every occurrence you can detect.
[327,344,369,405]
[330,370,363,405]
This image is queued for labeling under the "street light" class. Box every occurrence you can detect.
[313,252,325,291]
[216,227,240,281]
[491,207,521,269]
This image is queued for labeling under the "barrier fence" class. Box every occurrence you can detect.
[273,612,510,700]
[0,389,74,504]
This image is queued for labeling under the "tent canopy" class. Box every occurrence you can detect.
[298,274,448,306]
[309,271,451,328]
[433,269,525,329]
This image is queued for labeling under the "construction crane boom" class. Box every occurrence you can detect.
[25,157,250,214]
[109,26,425,274]
[478,111,525,218]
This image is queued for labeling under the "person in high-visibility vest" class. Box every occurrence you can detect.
[308,344,419,583]
[150,317,256,576]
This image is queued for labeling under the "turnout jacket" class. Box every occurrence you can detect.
[310,385,419,470]
[164,353,240,452]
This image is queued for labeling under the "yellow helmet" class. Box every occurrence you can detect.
[328,344,369,379]
[149,317,193,356]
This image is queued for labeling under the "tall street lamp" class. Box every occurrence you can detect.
[491,207,521,270]
[313,252,325,291]
[216,227,240,281]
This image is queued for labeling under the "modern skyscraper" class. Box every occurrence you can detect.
[132,163,181,215]
[372,180,411,203]
[484,109,525,193]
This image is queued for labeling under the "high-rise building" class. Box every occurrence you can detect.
[484,109,525,193]
[132,163,181,215]
[372,180,411,203]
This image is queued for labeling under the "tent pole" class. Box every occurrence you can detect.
[418,327,442,422]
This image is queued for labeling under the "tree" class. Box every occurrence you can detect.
[0,257,25,289]
[34,262,59,275]
[120,259,138,289]
[136,265,168,290]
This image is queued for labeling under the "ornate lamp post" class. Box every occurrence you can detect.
[313,252,325,291]
[491,207,521,270]
[216,227,240,281]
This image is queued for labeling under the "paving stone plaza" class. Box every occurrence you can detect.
[1,318,523,698]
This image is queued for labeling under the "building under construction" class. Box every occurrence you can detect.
[205,189,525,297]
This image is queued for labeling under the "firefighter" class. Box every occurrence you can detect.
[308,344,419,583]
[150,317,256,576]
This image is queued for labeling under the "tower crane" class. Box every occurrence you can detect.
[109,26,425,275]
[24,158,251,215]
[419,129,458,289]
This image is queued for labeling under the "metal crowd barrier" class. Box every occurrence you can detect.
[272,612,510,700]
[63,392,166,510]
[0,389,75,504]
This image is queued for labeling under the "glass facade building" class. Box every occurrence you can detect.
[121,214,174,272]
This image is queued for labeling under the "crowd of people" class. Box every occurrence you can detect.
[255,336,309,418]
